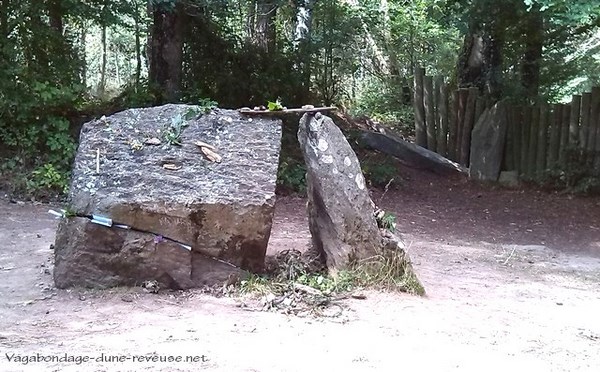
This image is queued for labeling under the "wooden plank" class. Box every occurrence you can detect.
[547,104,562,169]
[528,106,540,176]
[505,106,521,170]
[475,97,485,124]
[568,94,582,147]
[587,87,600,157]
[448,90,458,161]
[436,78,449,157]
[520,107,531,176]
[503,105,515,171]
[579,92,591,149]
[413,67,426,147]
[238,106,337,115]
[558,104,570,168]
[537,103,550,173]
[459,87,479,166]
[456,88,469,162]
[511,106,523,173]
[424,75,436,151]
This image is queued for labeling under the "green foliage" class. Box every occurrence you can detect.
[196,98,218,113]
[267,99,284,111]
[535,148,600,195]
[361,158,398,188]
[374,205,398,232]
[277,160,307,194]
[239,249,424,297]
[112,80,156,108]
[26,163,70,196]
[162,113,189,146]
[352,78,415,137]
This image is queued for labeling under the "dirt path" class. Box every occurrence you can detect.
[1,174,599,371]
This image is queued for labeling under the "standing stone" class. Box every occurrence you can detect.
[54,104,282,289]
[298,112,386,270]
[469,102,508,182]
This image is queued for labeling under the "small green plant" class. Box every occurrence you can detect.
[349,252,425,295]
[362,159,397,188]
[238,275,272,295]
[63,207,77,217]
[277,160,307,193]
[197,98,218,113]
[163,113,188,146]
[184,108,201,120]
[26,163,70,195]
[267,98,284,111]
[376,211,397,232]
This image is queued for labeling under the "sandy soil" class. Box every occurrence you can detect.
[1,170,599,372]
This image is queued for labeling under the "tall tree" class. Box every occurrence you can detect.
[252,0,277,53]
[520,4,543,101]
[149,0,184,103]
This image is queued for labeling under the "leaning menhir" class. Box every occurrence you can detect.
[53,104,282,289]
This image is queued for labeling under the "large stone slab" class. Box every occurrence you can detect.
[54,217,194,289]
[298,112,383,270]
[360,131,466,175]
[469,102,508,182]
[54,105,282,289]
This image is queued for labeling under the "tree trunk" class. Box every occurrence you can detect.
[246,0,256,41]
[521,6,543,102]
[457,25,503,100]
[99,24,107,96]
[47,0,63,34]
[254,0,277,53]
[134,1,142,86]
[293,0,314,101]
[80,22,87,87]
[0,0,9,38]
[149,1,184,103]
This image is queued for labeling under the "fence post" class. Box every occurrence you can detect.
[579,92,592,150]
[413,67,426,147]
[520,107,531,176]
[589,87,600,170]
[424,75,436,151]
[569,95,582,147]
[459,87,478,166]
[528,106,540,177]
[537,103,550,173]
[448,90,458,161]
[558,104,570,169]
[436,77,448,157]
[547,104,562,169]
[456,88,469,161]
[511,106,523,173]
[504,106,521,171]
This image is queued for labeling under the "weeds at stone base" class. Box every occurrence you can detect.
[229,248,424,318]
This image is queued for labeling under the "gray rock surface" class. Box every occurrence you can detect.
[54,105,282,289]
[360,131,466,175]
[54,217,194,289]
[297,112,385,270]
[498,170,520,188]
[469,102,508,182]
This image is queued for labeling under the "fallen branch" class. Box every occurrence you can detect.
[503,246,517,265]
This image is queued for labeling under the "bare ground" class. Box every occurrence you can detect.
[1,168,599,372]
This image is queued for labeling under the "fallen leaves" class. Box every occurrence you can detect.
[162,163,181,171]
[194,140,222,163]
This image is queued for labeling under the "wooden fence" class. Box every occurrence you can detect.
[413,67,600,179]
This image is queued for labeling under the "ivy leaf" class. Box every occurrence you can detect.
[267,99,284,111]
